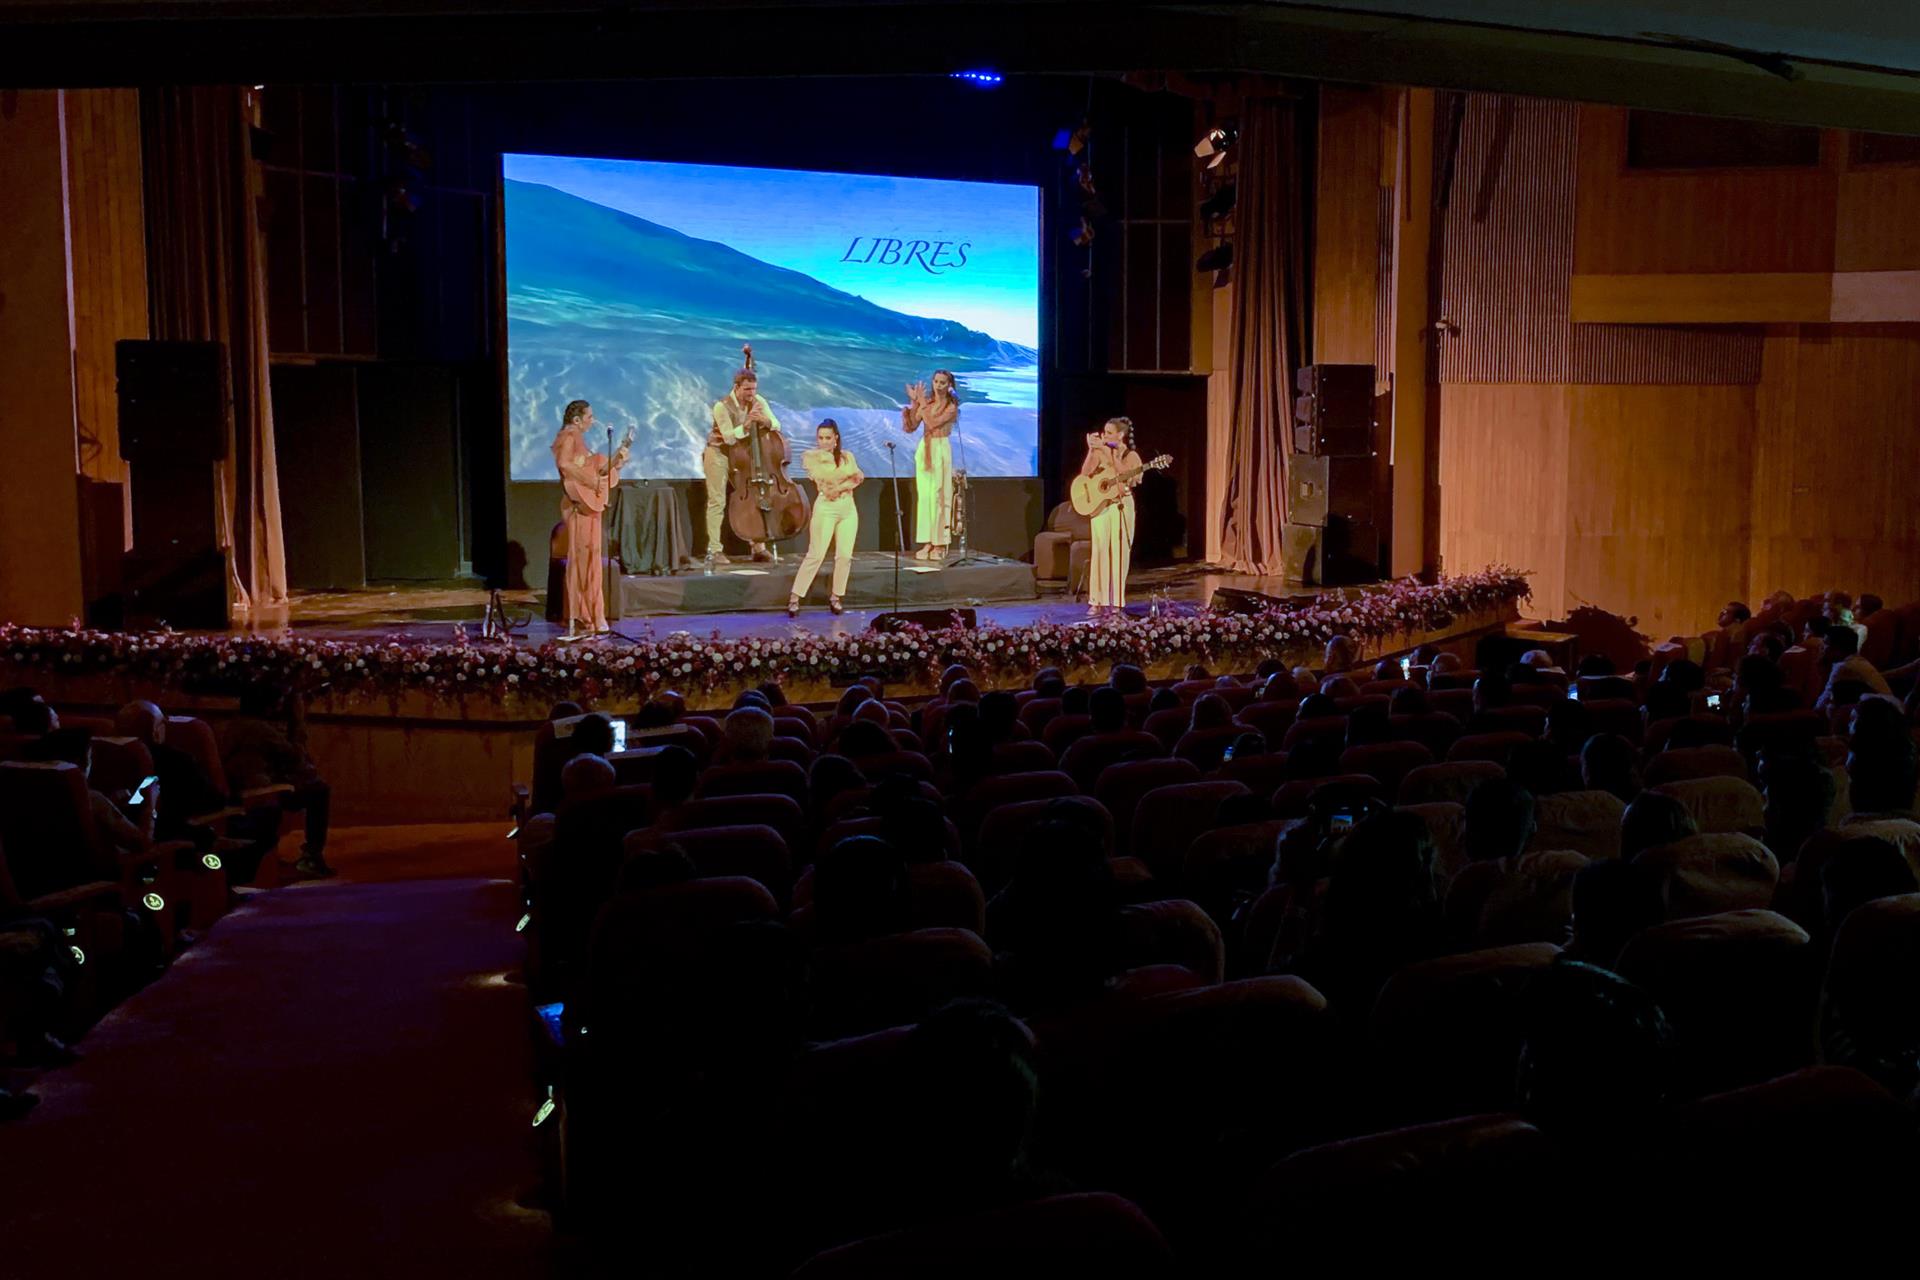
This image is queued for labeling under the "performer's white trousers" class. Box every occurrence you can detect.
[794,494,858,600]
[914,434,953,546]
[1088,497,1135,608]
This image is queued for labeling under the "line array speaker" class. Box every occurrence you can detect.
[1292,362,1375,458]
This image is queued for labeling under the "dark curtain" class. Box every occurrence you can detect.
[139,85,287,612]
[1220,97,1308,576]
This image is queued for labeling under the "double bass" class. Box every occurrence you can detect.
[725,343,810,546]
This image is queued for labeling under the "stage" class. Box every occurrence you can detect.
[2,565,1531,824]
[618,551,1037,616]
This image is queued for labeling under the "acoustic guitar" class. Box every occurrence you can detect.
[563,425,636,514]
[1071,452,1171,517]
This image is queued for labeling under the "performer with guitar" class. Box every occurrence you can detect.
[551,399,633,638]
[1072,416,1171,616]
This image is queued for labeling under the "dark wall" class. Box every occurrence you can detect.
[270,363,365,588]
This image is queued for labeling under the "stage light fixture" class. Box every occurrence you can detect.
[1196,242,1233,273]
[1199,182,1237,221]
[1194,124,1238,161]
[951,69,1004,87]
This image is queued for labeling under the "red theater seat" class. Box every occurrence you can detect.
[1636,833,1779,919]
[1093,759,1201,855]
[1338,741,1435,797]
[1129,780,1250,878]
[696,758,809,808]
[789,1193,1175,1280]
[660,793,806,855]
[970,794,1114,893]
[627,823,792,904]
[809,926,994,1039]
[1397,760,1504,807]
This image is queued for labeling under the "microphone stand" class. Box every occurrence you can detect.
[886,440,904,614]
[947,403,987,568]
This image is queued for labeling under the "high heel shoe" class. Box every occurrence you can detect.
[830,596,845,615]
[786,595,800,619]
[914,544,932,561]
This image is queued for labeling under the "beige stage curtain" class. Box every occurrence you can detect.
[139,85,287,613]
[1219,98,1308,576]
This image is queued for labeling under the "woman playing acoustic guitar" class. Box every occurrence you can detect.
[1079,416,1142,616]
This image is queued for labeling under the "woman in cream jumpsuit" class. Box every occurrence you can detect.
[789,420,864,616]
[901,370,958,560]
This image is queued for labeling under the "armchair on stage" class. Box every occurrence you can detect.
[1034,501,1092,592]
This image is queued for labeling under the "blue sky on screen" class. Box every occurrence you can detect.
[501,154,1039,347]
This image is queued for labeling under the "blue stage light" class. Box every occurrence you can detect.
[951,69,1004,87]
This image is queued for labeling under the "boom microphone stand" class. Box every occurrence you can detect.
[885,441,905,613]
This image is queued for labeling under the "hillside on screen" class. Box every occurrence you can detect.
[503,156,1041,481]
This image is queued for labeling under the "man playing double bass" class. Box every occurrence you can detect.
[704,365,781,562]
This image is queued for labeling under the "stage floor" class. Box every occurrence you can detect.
[240,562,1341,644]
[619,550,1036,615]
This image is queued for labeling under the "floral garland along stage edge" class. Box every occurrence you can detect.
[0,569,1529,707]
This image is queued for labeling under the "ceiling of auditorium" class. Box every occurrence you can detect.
[1,1,1916,130]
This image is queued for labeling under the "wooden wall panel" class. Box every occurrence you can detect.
[0,91,86,624]
[1573,105,1839,276]
[1439,94,1760,385]
[1563,385,1754,637]
[63,88,148,492]
[1751,326,1920,605]
[1835,166,1920,272]
[1314,85,1384,366]
[1438,384,1571,620]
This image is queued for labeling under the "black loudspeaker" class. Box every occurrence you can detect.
[870,608,978,633]
[1281,525,1322,584]
[117,339,229,463]
[1292,363,1375,457]
[119,550,228,631]
[1288,455,1377,529]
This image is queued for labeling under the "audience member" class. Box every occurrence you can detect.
[1517,961,1672,1150]
[27,726,152,859]
[1581,734,1643,803]
[1620,792,1696,861]
[220,682,333,878]
[721,707,776,764]
[1760,753,1836,864]
[988,815,1120,1014]
[1562,861,1665,968]
[1463,778,1536,862]
[811,835,908,946]
[1323,635,1357,675]
[1289,811,1442,1022]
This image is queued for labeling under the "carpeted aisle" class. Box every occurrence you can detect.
[1,828,558,1280]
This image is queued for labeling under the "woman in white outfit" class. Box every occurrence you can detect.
[901,369,958,561]
[1082,416,1141,616]
[789,420,864,617]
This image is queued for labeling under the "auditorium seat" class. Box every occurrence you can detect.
[1397,802,1469,885]
[1113,898,1225,984]
[1385,712,1462,757]
[1338,741,1435,798]
[1236,701,1297,741]
[1445,732,1535,766]
[660,793,807,855]
[1094,759,1202,855]
[1635,833,1779,919]
[815,812,964,863]
[1645,715,1735,754]
[1183,820,1291,910]
[1428,688,1475,722]
[1272,774,1382,818]
[903,860,987,934]
[958,771,1079,850]
[809,926,994,1039]
[1579,697,1645,746]
[1245,1114,1550,1261]
[1472,706,1547,737]
[988,740,1056,776]
[0,760,184,955]
[1172,725,1242,771]
[1370,943,1561,1124]
[1823,893,1920,1076]
[1017,696,1063,735]
[1616,909,1817,1097]
[1649,776,1764,835]
[970,794,1114,894]
[1141,708,1188,751]
[790,1193,1175,1280]
[857,750,935,785]
[1651,744,1758,786]
[1129,780,1249,880]
[627,823,792,905]
[1041,714,1095,756]
[1528,789,1625,861]
[1217,751,1292,798]
[1397,760,1504,808]
[696,758,809,808]
[1061,730,1164,793]
[768,735,814,768]
[1280,716,1349,754]
[1443,850,1587,948]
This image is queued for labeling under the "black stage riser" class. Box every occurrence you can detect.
[617,552,1037,616]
